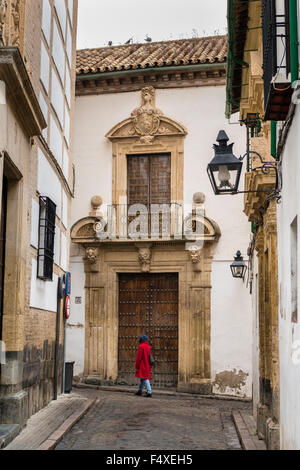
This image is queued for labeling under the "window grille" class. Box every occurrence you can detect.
[37,196,56,281]
[262,0,277,104]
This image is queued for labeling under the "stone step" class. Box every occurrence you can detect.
[74,382,252,401]
[0,425,20,449]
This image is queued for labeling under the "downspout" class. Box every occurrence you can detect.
[271,121,277,159]
[289,0,299,85]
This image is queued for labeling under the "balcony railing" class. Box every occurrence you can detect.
[93,203,206,243]
[262,0,293,121]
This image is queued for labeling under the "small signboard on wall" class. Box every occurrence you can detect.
[61,272,71,319]
[64,295,71,319]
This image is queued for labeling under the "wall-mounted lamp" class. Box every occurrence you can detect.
[207,130,281,203]
[230,251,247,280]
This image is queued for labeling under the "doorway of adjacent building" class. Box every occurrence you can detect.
[0,176,8,380]
[118,273,178,388]
[0,156,22,381]
[0,176,8,343]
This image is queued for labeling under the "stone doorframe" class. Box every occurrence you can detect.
[88,254,188,384]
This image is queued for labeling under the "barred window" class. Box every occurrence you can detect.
[37,196,56,281]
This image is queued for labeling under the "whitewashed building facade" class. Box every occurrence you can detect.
[67,36,253,398]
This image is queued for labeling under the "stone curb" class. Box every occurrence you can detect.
[36,398,96,451]
[73,382,252,402]
[232,411,266,451]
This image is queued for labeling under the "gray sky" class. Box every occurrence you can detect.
[77,0,228,49]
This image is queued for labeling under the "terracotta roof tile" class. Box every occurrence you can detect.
[77,35,227,75]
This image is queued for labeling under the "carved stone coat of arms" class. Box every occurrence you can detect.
[131,87,163,143]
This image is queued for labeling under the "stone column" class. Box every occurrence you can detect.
[264,200,280,450]
[0,81,6,219]
[255,227,269,439]
[255,202,280,450]
[0,79,29,427]
[178,244,213,394]
[83,247,106,383]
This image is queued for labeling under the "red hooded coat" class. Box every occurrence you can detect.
[135,341,151,380]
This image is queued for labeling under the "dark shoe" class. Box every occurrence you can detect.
[146,393,152,397]
[135,390,142,396]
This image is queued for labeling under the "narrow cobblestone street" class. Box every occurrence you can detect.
[55,390,251,450]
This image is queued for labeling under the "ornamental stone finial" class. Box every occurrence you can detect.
[90,195,103,217]
[193,192,206,205]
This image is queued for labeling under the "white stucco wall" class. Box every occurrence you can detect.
[70,84,252,395]
[211,260,252,397]
[30,259,58,312]
[30,0,75,313]
[277,102,300,449]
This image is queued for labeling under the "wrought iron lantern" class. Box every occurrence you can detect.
[207,130,282,203]
[230,251,247,279]
[207,130,243,195]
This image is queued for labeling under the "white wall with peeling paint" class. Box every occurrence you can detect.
[211,259,252,398]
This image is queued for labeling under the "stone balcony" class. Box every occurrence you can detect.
[244,170,277,224]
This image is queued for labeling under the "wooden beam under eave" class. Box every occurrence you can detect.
[75,65,227,96]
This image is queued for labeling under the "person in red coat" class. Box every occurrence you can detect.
[135,334,152,397]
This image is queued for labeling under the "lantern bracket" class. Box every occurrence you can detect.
[232,150,282,204]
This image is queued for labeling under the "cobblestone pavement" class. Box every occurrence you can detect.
[55,389,251,450]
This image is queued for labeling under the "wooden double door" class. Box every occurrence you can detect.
[118,273,178,388]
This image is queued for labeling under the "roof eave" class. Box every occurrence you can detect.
[225,0,250,119]
[76,61,227,80]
